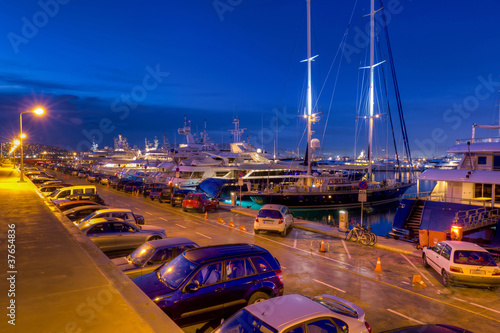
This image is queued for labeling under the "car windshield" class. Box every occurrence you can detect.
[79,211,99,224]
[47,189,60,198]
[158,255,197,289]
[213,309,277,333]
[128,243,155,266]
[453,250,497,266]
[185,195,200,201]
[258,209,281,219]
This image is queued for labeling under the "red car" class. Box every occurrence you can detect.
[182,193,219,213]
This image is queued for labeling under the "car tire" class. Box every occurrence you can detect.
[254,229,259,234]
[158,199,162,203]
[442,270,451,287]
[182,208,187,212]
[488,286,499,291]
[171,203,175,207]
[422,254,430,268]
[281,228,287,237]
[248,292,270,305]
[148,236,162,241]
[150,198,154,201]
[201,205,206,214]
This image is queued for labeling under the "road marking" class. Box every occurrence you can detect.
[133,207,141,211]
[387,309,425,324]
[293,239,297,248]
[341,240,351,259]
[159,217,168,221]
[146,212,153,215]
[400,253,434,286]
[401,281,410,285]
[175,224,187,229]
[196,232,212,239]
[452,297,500,314]
[123,203,131,206]
[313,279,346,293]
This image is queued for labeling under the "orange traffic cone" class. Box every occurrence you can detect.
[240,225,247,232]
[218,218,224,224]
[412,275,426,287]
[229,221,235,228]
[204,212,208,219]
[375,257,383,272]
[319,240,326,252]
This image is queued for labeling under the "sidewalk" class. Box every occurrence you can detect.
[222,203,422,257]
[0,167,182,332]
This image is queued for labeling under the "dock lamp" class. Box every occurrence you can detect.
[19,107,45,182]
[450,225,463,241]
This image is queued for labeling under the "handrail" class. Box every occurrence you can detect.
[453,208,500,232]
[456,137,500,144]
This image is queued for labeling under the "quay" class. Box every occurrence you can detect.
[0,166,182,332]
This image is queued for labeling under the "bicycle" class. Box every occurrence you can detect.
[345,221,377,246]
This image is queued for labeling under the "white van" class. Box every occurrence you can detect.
[48,185,97,200]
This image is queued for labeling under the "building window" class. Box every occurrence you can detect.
[477,156,487,165]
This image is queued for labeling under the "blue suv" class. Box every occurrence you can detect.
[133,243,284,327]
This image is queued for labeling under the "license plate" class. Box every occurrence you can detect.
[470,269,485,275]
[263,220,274,224]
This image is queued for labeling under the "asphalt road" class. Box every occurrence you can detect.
[55,171,500,332]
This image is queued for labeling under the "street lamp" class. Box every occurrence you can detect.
[19,107,45,182]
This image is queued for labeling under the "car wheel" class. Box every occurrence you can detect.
[442,270,451,287]
[254,229,259,234]
[158,199,162,203]
[422,254,430,268]
[171,203,175,207]
[182,208,187,212]
[150,198,154,201]
[281,228,287,237]
[248,292,270,305]
[201,205,206,214]
[488,286,499,291]
[148,236,162,241]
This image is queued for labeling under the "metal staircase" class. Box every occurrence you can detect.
[404,200,424,236]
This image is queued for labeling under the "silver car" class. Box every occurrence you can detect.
[112,238,199,278]
[78,218,166,253]
[213,294,372,333]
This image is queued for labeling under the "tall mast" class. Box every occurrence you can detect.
[306,0,312,176]
[367,0,375,181]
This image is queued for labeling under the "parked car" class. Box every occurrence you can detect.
[64,193,106,205]
[422,240,500,290]
[48,185,97,201]
[39,184,68,196]
[112,238,199,278]
[86,173,103,183]
[100,175,119,186]
[254,204,294,236]
[182,193,219,213]
[213,294,372,333]
[123,181,145,193]
[149,185,172,202]
[133,243,283,327]
[32,177,58,186]
[40,180,66,187]
[78,218,166,253]
[114,179,133,190]
[170,189,194,207]
[57,200,101,212]
[77,208,145,225]
[142,183,168,198]
[379,324,473,333]
[63,205,108,222]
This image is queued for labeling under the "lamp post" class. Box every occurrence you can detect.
[19,107,44,182]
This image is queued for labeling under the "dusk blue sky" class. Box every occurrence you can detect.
[1,0,499,158]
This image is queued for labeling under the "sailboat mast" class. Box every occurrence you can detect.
[306,0,312,176]
[367,0,375,181]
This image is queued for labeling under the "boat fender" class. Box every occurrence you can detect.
[401,204,405,208]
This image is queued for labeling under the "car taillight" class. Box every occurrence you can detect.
[279,217,284,224]
[275,269,283,283]
[492,270,500,276]
[450,266,463,273]
[365,321,373,333]
[255,218,259,223]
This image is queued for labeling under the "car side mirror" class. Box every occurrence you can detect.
[146,260,154,266]
[186,281,199,292]
[137,216,145,225]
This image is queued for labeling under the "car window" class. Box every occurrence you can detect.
[113,223,135,233]
[285,325,305,333]
[432,242,444,254]
[442,245,452,260]
[74,189,84,194]
[84,188,94,194]
[453,250,497,266]
[192,263,222,287]
[258,209,281,219]
[176,245,196,254]
[251,257,271,273]
[88,223,113,234]
[305,319,339,333]
[112,212,129,220]
[58,190,70,198]
[149,248,173,264]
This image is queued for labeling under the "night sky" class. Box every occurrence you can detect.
[1,0,499,158]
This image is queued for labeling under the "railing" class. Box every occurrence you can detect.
[453,208,500,232]
[456,137,500,144]
[402,191,445,201]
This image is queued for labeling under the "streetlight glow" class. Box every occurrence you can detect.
[18,106,46,182]
[14,139,20,145]
[33,107,45,115]
[20,133,26,139]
